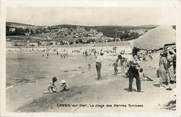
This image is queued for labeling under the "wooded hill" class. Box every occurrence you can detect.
[6,22,157,42]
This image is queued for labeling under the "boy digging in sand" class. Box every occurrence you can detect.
[47,77,57,93]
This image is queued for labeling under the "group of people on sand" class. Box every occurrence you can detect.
[46,77,69,93]
[123,47,153,92]
[45,45,176,94]
[94,47,144,92]
[94,45,176,93]
[157,46,176,89]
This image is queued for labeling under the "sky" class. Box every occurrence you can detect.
[7,7,177,26]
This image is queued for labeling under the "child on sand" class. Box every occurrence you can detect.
[47,77,57,93]
[139,68,153,81]
[60,80,69,92]
[113,61,118,75]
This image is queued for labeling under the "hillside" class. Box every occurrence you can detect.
[6,22,158,45]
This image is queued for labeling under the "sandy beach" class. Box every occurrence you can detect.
[6,51,176,112]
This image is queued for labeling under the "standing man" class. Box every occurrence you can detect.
[127,55,141,92]
[96,52,104,80]
[158,51,169,87]
[173,49,176,74]
[132,47,140,57]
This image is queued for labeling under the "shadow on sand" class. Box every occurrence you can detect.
[124,88,137,92]
[153,84,160,87]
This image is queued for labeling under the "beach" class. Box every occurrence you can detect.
[6,49,176,112]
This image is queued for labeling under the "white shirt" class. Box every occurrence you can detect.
[96,55,103,63]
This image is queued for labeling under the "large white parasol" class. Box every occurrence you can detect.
[133,25,176,49]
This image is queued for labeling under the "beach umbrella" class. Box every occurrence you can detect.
[133,26,176,49]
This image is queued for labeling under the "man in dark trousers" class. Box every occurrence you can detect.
[96,52,104,80]
[127,55,141,92]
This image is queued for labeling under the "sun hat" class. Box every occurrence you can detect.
[60,80,66,84]
[160,51,164,56]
